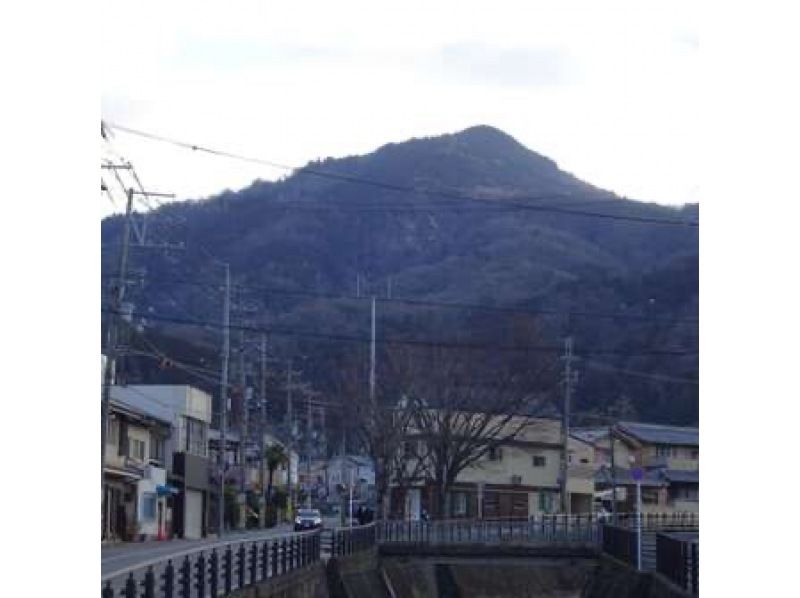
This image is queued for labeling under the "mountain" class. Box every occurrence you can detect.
[102,125,698,427]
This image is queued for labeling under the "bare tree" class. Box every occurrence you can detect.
[394,341,553,519]
[332,348,424,520]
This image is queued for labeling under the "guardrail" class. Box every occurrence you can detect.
[656,533,699,595]
[101,529,321,597]
[330,523,377,557]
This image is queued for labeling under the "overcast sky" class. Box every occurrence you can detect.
[101,0,699,218]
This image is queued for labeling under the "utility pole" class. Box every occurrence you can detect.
[218,263,231,537]
[259,335,267,495]
[101,187,135,539]
[369,296,377,406]
[286,358,294,516]
[239,331,248,497]
[560,336,574,515]
[609,425,618,523]
[306,398,313,508]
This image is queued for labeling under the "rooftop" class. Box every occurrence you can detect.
[616,421,698,446]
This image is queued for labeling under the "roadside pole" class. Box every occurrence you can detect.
[349,467,354,528]
[632,467,643,571]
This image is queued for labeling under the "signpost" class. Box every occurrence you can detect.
[631,467,643,570]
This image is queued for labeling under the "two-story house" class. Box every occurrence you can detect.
[103,399,172,541]
[574,422,698,514]
[614,421,699,513]
[111,385,213,539]
[390,415,589,520]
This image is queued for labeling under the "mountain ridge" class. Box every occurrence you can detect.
[102,125,698,426]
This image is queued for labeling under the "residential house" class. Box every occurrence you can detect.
[111,385,213,539]
[613,421,699,513]
[103,399,173,541]
[390,414,583,520]
[575,422,699,514]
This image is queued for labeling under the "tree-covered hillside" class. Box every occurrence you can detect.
[102,125,698,426]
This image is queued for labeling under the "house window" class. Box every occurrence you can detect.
[641,488,660,505]
[656,445,677,458]
[140,493,156,520]
[403,441,415,458]
[488,447,503,461]
[109,418,119,447]
[453,492,467,516]
[185,417,207,456]
[532,455,546,467]
[129,438,146,461]
[511,475,522,485]
[150,434,165,464]
[538,492,554,513]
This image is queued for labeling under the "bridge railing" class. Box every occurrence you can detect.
[600,524,638,567]
[612,511,698,530]
[330,522,377,557]
[101,529,321,598]
[376,514,602,545]
[656,533,699,595]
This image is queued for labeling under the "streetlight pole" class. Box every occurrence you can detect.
[218,263,231,537]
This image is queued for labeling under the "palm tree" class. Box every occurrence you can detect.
[264,443,288,505]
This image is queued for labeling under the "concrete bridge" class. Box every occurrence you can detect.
[100,513,698,597]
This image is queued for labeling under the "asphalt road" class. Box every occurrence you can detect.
[101,524,293,578]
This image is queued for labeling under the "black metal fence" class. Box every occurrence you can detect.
[331,523,377,557]
[600,524,638,567]
[377,514,601,545]
[101,530,321,598]
[656,533,698,594]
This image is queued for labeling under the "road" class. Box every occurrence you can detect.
[101,525,293,578]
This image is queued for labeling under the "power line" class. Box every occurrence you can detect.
[584,360,699,385]
[103,122,699,228]
[100,273,698,326]
[103,306,697,358]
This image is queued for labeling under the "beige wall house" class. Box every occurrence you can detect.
[579,422,699,514]
[390,414,578,520]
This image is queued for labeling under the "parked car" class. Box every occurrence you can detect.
[294,508,323,531]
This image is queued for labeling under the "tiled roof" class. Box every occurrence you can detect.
[571,428,609,444]
[662,469,699,484]
[617,421,698,446]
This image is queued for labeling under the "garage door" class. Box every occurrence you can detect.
[185,490,203,539]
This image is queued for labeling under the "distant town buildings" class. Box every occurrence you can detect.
[101,379,698,543]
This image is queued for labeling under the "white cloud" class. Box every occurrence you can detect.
[101,0,699,216]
